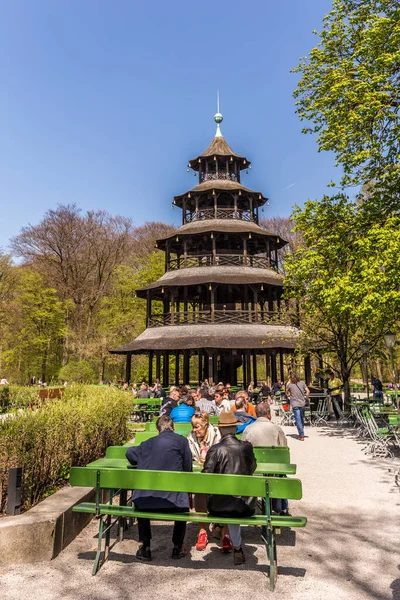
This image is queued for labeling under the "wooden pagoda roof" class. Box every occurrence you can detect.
[173,179,267,207]
[136,265,283,298]
[188,136,249,171]
[110,323,300,354]
[156,219,287,248]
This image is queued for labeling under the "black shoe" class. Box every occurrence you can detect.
[279,510,292,517]
[135,545,152,562]
[233,547,245,565]
[171,545,188,559]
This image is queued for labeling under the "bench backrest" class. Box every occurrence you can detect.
[133,431,189,445]
[145,422,192,432]
[70,467,302,500]
[253,446,290,463]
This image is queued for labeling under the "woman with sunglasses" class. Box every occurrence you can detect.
[188,412,231,551]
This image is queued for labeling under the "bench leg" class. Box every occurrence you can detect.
[92,516,104,576]
[262,527,277,591]
[104,514,112,561]
[118,490,128,542]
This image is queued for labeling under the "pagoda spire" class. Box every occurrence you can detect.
[214,90,223,138]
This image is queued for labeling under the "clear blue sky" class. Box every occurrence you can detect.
[0,0,340,249]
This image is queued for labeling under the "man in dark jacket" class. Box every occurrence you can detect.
[203,411,257,565]
[126,415,192,561]
[159,388,180,416]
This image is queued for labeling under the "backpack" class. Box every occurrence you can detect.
[236,416,256,434]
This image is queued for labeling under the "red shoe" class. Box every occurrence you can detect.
[222,534,233,553]
[196,530,208,551]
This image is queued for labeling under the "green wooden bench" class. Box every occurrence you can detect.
[70,467,306,590]
[106,444,290,464]
[145,422,193,432]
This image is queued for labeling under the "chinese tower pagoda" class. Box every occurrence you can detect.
[111,111,301,386]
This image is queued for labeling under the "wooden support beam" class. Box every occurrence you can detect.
[148,350,153,385]
[125,352,132,384]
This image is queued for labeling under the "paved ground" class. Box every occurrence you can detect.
[1,422,399,600]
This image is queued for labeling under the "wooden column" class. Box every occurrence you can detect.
[271,352,277,383]
[214,192,217,218]
[230,350,235,386]
[198,350,203,384]
[266,239,270,267]
[170,289,175,324]
[183,240,188,268]
[265,353,271,381]
[212,353,218,384]
[195,196,199,220]
[210,286,215,322]
[246,352,251,386]
[244,285,249,321]
[146,291,151,327]
[148,350,153,385]
[155,352,161,381]
[212,236,216,265]
[165,240,169,271]
[234,194,238,217]
[162,352,169,387]
[183,350,190,385]
[254,288,258,322]
[243,352,247,387]
[125,352,132,384]
[279,350,284,382]
[304,354,312,386]
[252,350,257,386]
[243,238,248,265]
[249,196,253,221]
[183,198,186,224]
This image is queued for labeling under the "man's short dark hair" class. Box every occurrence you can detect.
[256,402,271,418]
[156,415,175,433]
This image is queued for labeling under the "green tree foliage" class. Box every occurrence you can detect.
[4,270,68,383]
[284,194,400,398]
[293,0,400,209]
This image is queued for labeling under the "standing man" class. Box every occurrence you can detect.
[327,371,343,420]
[203,411,257,565]
[126,415,192,561]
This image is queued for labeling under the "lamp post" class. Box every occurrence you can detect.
[383,331,398,413]
[360,341,370,401]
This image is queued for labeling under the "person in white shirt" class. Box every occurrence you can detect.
[214,391,231,414]
[0,377,9,385]
[242,402,287,447]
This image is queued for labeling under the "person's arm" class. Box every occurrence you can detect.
[202,445,218,473]
[126,445,141,466]
[182,439,193,472]
[304,384,310,399]
[244,441,257,474]
[277,427,287,446]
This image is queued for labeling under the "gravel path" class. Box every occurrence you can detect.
[1,423,399,600]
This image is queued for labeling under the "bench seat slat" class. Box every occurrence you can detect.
[72,502,307,528]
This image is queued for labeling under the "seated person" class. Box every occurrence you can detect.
[233,396,256,433]
[126,415,192,561]
[242,402,289,516]
[159,388,180,416]
[231,391,256,417]
[170,395,196,423]
[187,412,222,550]
[137,383,151,398]
[203,411,257,565]
[242,402,287,447]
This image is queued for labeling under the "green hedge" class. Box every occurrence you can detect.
[0,385,132,512]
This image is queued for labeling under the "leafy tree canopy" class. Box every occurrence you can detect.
[293,0,400,205]
[284,193,400,397]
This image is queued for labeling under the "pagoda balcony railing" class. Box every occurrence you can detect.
[148,310,290,328]
[168,254,276,271]
[186,208,253,222]
[200,173,238,183]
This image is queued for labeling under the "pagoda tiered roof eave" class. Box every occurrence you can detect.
[156,219,288,248]
[135,265,283,298]
[188,136,250,171]
[110,323,300,354]
[174,179,267,208]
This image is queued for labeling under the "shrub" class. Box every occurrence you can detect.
[59,360,97,384]
[0,386,41,413]
[0,385,132,512]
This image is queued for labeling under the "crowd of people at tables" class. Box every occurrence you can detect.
[126,377,294,567]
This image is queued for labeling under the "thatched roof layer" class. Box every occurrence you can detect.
[189,136,249,170]
[136,265,283,297]
[110,323,300,353]
[173,179,266,207]
[157,219,287,247]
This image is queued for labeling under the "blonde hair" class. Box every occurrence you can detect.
[191,411,210,429]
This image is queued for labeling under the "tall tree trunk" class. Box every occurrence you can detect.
[41,347,48,383]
